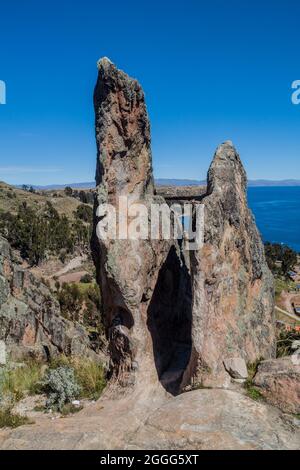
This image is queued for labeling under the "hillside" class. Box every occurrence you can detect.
[0,181,92,219]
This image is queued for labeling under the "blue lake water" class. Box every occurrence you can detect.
[247,187,300,253]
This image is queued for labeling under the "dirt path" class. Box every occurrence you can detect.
[58,271,88,284]
[55,255,87,278]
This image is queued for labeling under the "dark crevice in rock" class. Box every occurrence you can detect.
[147,245,192,395]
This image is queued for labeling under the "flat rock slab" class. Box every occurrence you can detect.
[128,390,299,450]
[0,389,299,450]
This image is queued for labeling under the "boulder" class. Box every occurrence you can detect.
[224,357,248,380]
[253,356,300,414]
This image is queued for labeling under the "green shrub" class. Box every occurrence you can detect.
[246,386,264,401]
[75,204,93,223]
[42,366,81,411]
[49,356,106,401]
[0,201,91,266]
[73,359,106,400]
[57,283,83,321]
[80,273,92,283]
[0,408,33,429]
[245,359,262,389]
[64,186,73,196]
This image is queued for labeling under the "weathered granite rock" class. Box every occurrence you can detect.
[94,57,154,202]
[93,58,183,392]
[224,357,248,380]
[128,389,299,450]
[93,60,275,394]
[253,356,300,414]
[0,340,6,365]
[0,388,299,450]
[185,142,275,388]
[0,236,100,361]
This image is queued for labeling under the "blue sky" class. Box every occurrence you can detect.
[0,0,300,185]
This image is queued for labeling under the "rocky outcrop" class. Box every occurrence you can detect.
[94,57,154,201]
[93,58,192,393]
[0,236,99,362]
[93,59,275,394]
[253,356,300,414]
[186,142,275,388]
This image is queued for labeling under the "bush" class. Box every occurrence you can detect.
[80,273,92,283]
[0,408,33,429]
[49,356,106,401]
[42,366,81,411]
[73,359,106,400]
[64,186,73,196]
[57,283,83,321]
[246,386,264,401]
[75,204,93,223]
[57,282,103,335]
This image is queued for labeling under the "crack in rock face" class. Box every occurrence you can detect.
[93,58,275,394]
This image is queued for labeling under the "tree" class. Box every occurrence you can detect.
[75,204,93,223]
[281,246,297,275]
[264,242,298,276]
[64,186,73,197]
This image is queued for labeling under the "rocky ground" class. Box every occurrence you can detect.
[0,383,299,450]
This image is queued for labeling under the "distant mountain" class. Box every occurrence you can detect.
[156,179,300,187]
[15,179,300,190]
[247,179,300,187]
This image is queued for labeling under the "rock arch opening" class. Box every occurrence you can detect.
[147,245,192,395]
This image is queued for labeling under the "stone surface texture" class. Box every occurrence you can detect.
[253,356,300,414]
[0,389,298,450]
[0,236,100,361]
[93,59,275,393]
[185,142,275,388]
[223,357,248,379]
